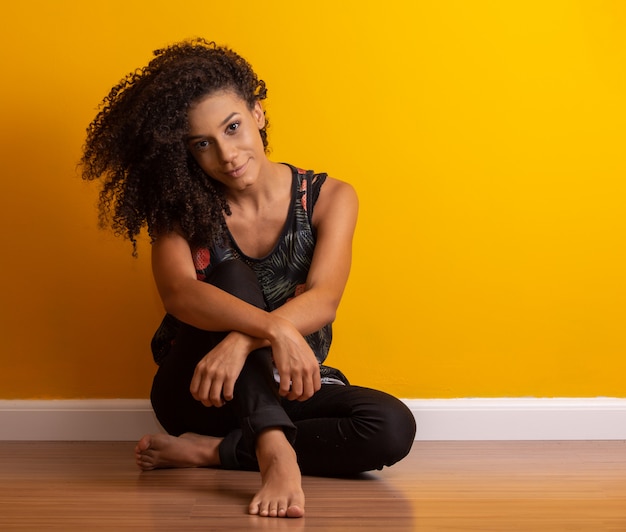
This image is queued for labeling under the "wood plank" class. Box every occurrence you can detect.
[0,441,624,530]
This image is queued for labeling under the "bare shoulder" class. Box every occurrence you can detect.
[151,230,194,272]
[319,175,357,198]
[152,229,190,254]
[313,176,358,225]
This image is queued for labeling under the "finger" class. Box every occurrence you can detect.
[194,366,217,406]
[299,375,314,401]
[289,376,304,401]
[207,378,225,407]
[222,376,235,403]
[189,367,202,400]
[313,368,322,392]
[199,378,220,408]
[277,370,291,397]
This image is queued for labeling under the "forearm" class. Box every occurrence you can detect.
[225,286,341,359]
[194,286,334,368]
[162,278,279,341]
[273,288,339,336]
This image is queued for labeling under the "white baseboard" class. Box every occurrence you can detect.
[404,398,626,440]
[0,400,161,441]
[0,398,625,441]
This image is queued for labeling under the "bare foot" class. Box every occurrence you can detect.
[248,428,305,518]
[134,432,222,471]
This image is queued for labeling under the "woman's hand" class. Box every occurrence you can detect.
[190,332,252,407]
[189,317,320,406]
[269,316,321,402]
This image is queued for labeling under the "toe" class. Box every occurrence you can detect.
[248,501,260,516]
[286,505,305,518]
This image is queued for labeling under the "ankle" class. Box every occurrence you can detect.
[256,428,293,458]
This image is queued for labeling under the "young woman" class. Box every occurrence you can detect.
[81,38,416,519]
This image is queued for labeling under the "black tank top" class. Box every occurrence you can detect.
[151,164,348,385]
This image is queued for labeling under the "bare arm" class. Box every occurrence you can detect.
[152,233,277,336]
[272,177,358,333]
[153,177,357,335]
[151,177,358,404]
[223,177,358,398]
[153,236,314,403]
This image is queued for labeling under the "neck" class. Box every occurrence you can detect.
[226,161,288,212]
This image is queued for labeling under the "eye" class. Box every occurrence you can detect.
[194,139,211,151]
[227,121,240,134]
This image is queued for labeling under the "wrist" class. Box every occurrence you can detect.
[265,314,292,343]
[227,330,269,352]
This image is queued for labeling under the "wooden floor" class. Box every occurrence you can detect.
[0,441,624,531]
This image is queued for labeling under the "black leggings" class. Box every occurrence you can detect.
[150,259,416,477]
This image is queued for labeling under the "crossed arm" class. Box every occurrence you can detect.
[150,178,358,406]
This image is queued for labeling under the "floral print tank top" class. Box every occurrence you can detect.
[151,165,348,385]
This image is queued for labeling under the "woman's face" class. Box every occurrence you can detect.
[186,90,267,192]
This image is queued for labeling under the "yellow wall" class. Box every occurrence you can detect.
[1,1,624,399]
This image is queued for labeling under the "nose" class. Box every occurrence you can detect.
[215,139,236,164]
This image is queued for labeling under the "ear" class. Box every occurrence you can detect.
[252,100,266,129]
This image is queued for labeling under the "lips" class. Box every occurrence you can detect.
[226,161,248,178]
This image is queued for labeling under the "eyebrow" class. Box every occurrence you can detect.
[186,112,239,141]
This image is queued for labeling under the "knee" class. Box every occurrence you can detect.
[376,395,416,465]
[389,399,417,462]
[351,391,415,468]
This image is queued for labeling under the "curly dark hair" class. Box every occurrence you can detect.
[80,38,269,253]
